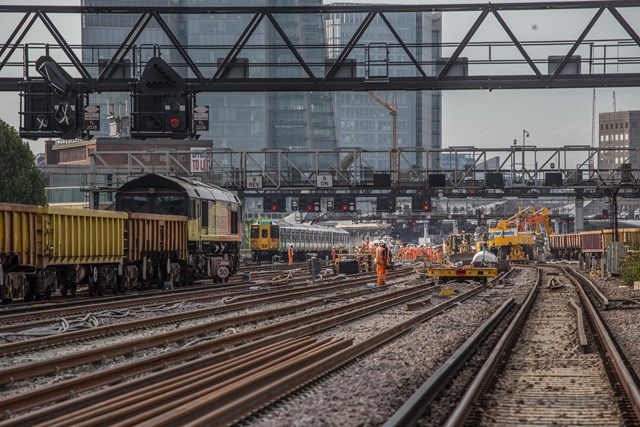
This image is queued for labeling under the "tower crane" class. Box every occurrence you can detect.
[368,91,398,184]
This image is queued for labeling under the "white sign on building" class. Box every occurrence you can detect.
[190,147,212,172]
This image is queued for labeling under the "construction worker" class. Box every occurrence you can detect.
[288,244,294,265]
[375,241,390,286]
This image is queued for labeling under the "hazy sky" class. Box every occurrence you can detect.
[0,0,638,158]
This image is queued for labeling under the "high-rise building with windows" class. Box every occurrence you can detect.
[325,5,442,170]
[598,111,640,170]
[81,0,337,165]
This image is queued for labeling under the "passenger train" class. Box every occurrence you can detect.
[0,173,241,303]
[250,219,350,262]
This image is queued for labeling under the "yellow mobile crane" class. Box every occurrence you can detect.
[484,207,537,262]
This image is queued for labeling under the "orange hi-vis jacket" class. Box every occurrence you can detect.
[375,245,389,266]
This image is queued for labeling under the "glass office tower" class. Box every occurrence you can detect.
[81,0,337,166]
[325,5,442,170]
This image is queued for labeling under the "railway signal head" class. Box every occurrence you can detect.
[164,97,187,137]
[602,209,608,219]
[334,196,356,212]
[412,195,431,212]
[299,196,321,212]
[263,196,286,212]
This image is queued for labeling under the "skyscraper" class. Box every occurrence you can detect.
[81,0,337,168]
[325,5,442,170]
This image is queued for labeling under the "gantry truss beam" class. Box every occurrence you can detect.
[1,2,640,92]
[79,145,640,199]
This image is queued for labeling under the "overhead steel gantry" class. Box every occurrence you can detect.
[1,1,640,92]
[79,145,640,200]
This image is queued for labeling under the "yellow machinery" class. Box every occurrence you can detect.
[333,252,374,273]
[485,207,539,262]
[443,233,475,264]
[427,265,498,283]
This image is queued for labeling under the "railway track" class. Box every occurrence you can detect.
[0,271,430,423]
[386,265,640,426]
[0,265,358,331]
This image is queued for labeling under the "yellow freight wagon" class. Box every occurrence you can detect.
[0,203,38,302]
[36,206,128,297]
[124,213,188,288]
[39,206,127,266]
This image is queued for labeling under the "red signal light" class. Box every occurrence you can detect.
[423,204,430,211]
[307,205,313,211]
[169,118,181,129]
[342,205,347,211]
[271,205,277,211]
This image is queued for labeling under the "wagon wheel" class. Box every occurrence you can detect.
[88,266,98,297]
[23,286,32,302]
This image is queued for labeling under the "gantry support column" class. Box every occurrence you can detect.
[574,197,584,233]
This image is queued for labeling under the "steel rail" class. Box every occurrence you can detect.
[0,266,377,330]
[569,298,589,352]
[26,284,490,426]
[564,266,640,422]
[0,278,428,420]
[38,337,352,427]
[444,267,542,426]
[566,265,610,308]
[193,285,488,426]
[384,298,516,427]
[0,268,413,356]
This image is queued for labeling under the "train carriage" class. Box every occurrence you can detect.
[549,232,581,260]
[0,203,38,302]
[38,206,128,297]
[580,229,615,256]
[619,228,640,251]
[1,173,243,304]
[251,220,350,262]
[0,203,128,301]
[123,213,189,289]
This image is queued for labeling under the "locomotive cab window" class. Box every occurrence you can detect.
[201,202,209,227]
[117,195,149,212]
[270,226,280,239]
[231,211,238,234]
[251,226,259,239]
[155,195,188,216]
[261,229,268,239]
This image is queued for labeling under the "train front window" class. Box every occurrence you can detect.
[270,226,280,239]
[117,195,150,213]
[154,196,188,216]
[251,226,259,239]
[261,229,268,238]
